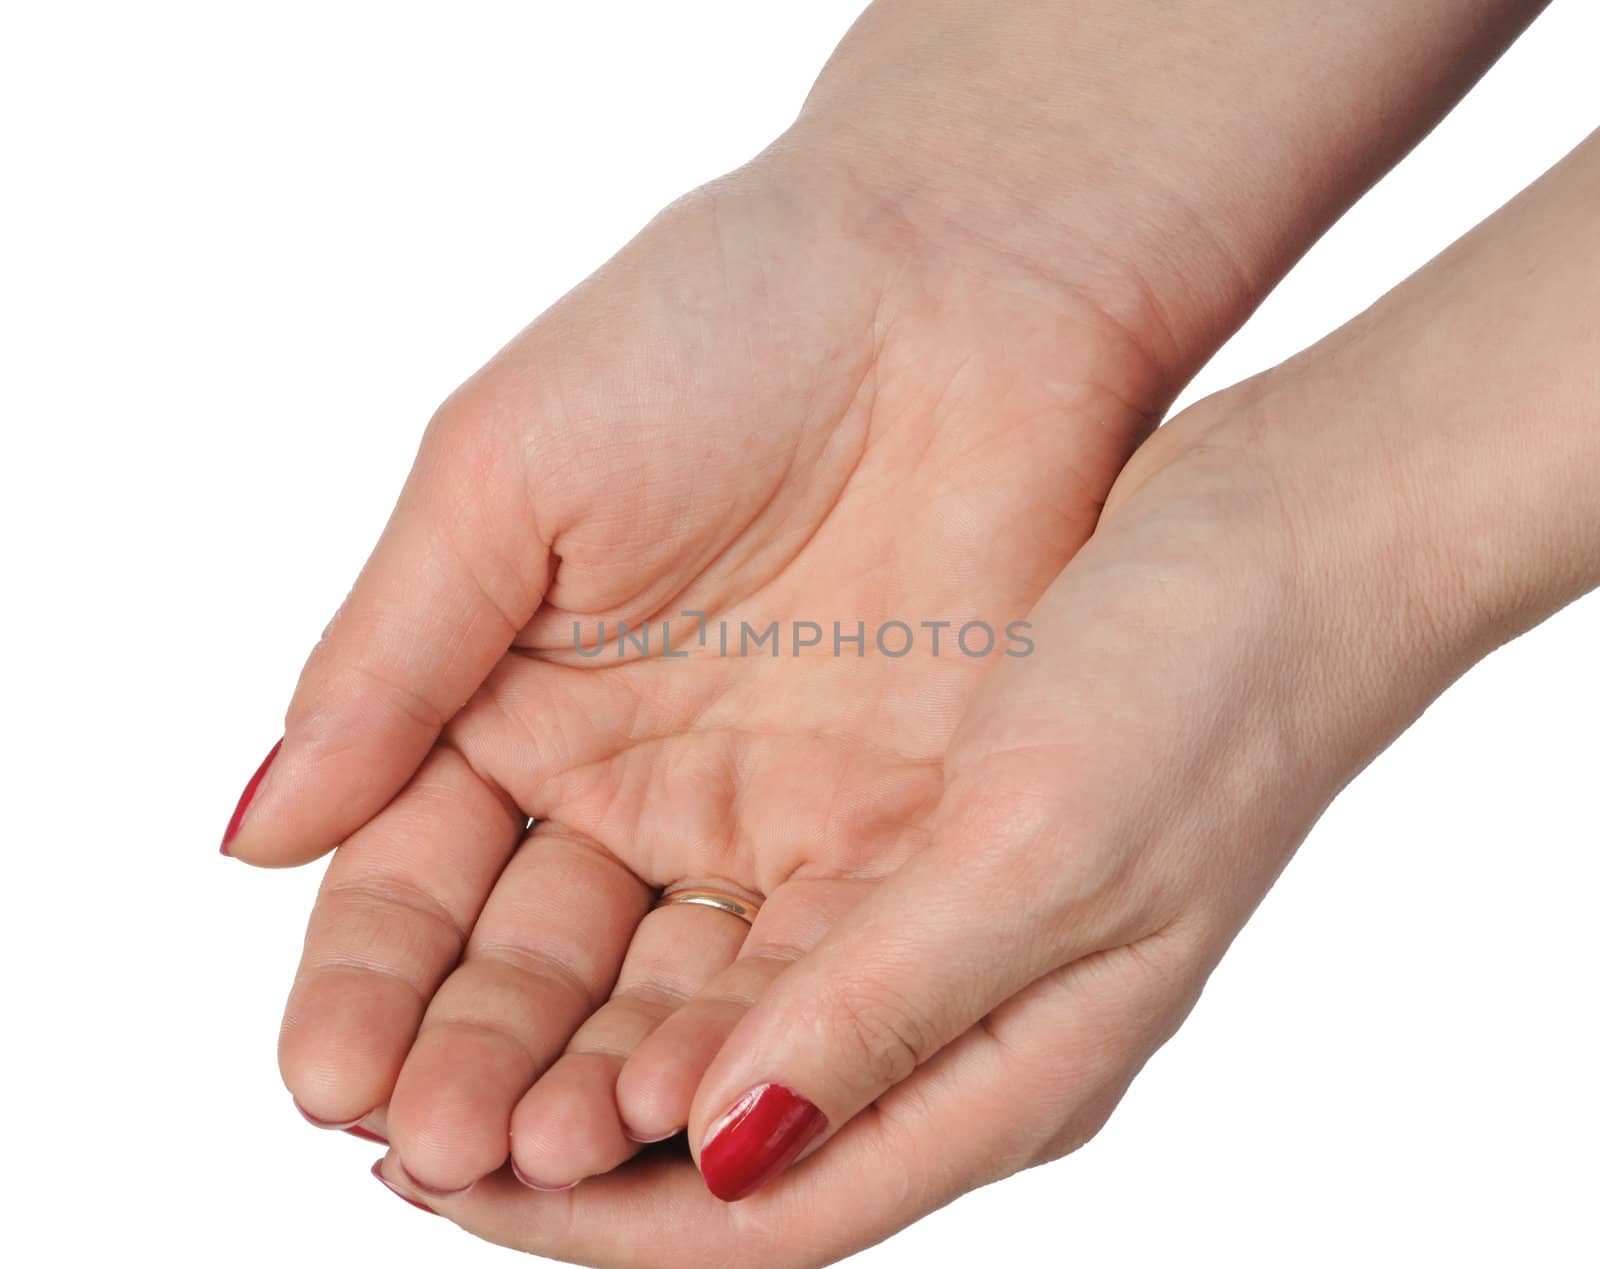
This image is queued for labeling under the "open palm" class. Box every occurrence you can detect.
[233,151,1164,1195]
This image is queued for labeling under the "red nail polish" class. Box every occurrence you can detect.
[344,1124,388,1145]
[700,1083,826,1203]
[511,1160,578,1192]
[220,738,281,854]
[371,1161,437,1214]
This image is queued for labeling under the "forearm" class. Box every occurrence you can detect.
[1282,128,1600,668]
[789,0,1549,386]
[1135,128,1600,779]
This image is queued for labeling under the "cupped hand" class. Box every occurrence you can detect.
[356,350,1288,1263]
[229,0,1552,1219]
[231,138,1172,1193]
[373,127,1600,1266]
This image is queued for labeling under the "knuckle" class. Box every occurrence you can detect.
[823,977,940,1095]
[1028,1099,1118,1170]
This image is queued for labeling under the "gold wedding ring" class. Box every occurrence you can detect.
[654,887,761,926]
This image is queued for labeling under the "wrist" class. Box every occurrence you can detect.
[781,0,1546,392]
[782,0,1235,389]
[1254,137,1600,680]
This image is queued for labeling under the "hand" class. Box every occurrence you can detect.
[369,127,1600,1265]
[245,135,1167,1190]
[226,0,1553,1239]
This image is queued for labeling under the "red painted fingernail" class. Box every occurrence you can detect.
[400,1163,473,1198]
[221,738,281,854]
[344,1124,388,1145]
[699,1083,826,1203]
[371,1161,437,1215]
[511,1160,578,1192]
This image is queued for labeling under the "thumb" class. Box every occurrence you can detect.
[222,395,549,866]
[688,767,1133,1203]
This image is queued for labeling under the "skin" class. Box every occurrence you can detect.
[375,124,1600,1265]
[219,0,1591,1263]
[275,151,1157,1189]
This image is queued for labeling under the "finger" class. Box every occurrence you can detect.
[376,926,1202,1268]
[278,744,523,1125]
[686,755,1159,1201]
[294,1100,389,1146]
[385,823,650,1195]
[507,884,754,1191]
[615,878,866,1146]
[224,395,550,867]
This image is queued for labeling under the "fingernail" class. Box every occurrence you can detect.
[344,1124,388,1145]
[371,1161,437,1214]
[511,1160,578,1192]
[221,738,282,854]
[700,1083,826,1203]
[399,1163,473,1198]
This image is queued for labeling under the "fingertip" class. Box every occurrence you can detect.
[622,1123,678,1146]
[617,986,752,1147]
[279,977,414,1128]
[372,1157,439,1215]
[220,735,342,868]
[614,1050,695,1147]
[218,737,281,857]
[291,1099,389,1145]
[399,1162,475,1199]
[510,1052,636,1191]
[293,1098,365,1132]
[509,1159,578,1193]
[221,731,386,868]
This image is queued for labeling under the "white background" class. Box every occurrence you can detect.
[2,3,1596,1266]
